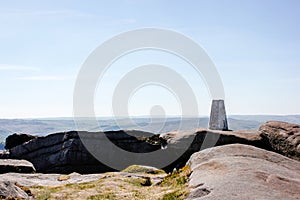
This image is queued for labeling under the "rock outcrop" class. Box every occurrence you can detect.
[0,159,35,174]
[259,121,300,161]
[5,133,37,149]
[160,129,267,172]
[186,144,300,200]
[8,130,161,174]
[0,150,10,159]
[0,181,31,199]
[7,128,266,174]
[5,121,300,174]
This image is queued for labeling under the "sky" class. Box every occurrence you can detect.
[0,0,299,118]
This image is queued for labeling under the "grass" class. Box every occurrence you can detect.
[124,176,152,187]
[121,165,166,175]
[87,193,116,200]
[29,165,191,200]
[158,165,191,200]
[161,165,191,187]
[35,192,51,200]
[161,190,187,200]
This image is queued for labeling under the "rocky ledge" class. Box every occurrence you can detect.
[6,130,161,174]
[0,159,35,174]
[2,121,300,174]
[3,129,263,174]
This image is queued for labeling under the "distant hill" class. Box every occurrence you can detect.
[229,115,300,124]
[0,141,4,150]
[0,115,299,150]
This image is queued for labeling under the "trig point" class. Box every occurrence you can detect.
[209,100,228,131]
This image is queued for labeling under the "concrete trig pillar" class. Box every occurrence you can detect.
[209,100,228,131]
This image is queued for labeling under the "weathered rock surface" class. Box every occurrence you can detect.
[0,181,30,199]
[0,171,167,190]
[8,130,161,174]
[0,172,105,187]
[186,144,300,200]
[0,159,35,174]
[5,133,37,149]
[259,121,300,161]
[160,129,267,172]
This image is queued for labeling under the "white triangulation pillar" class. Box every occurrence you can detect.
[209,100,228,131]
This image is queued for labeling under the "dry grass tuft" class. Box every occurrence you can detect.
[30,166,191,200]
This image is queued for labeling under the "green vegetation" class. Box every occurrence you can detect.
[124,176,152,187]
[30,165,191,200]
[159,165,191,200]
[161,190,187,200]
[122,165,166,175]
[87,193,116,200]
[35,192,51,200]
[161,165,191,187]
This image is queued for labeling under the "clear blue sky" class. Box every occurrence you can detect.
[0,0,299,118]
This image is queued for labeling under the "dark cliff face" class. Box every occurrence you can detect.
[4,128,265,174]
[6,130,163,174]
[3,121,300,174]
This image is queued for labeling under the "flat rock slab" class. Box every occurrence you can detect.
[0,159,35,174]
[187,144,300,200]
[161,129,262,145]
[0,172,105,187]
[0,171,166,188]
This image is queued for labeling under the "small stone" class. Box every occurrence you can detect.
[58,175,70,181]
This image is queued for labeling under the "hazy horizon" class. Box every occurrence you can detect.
[0,114,300,120]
